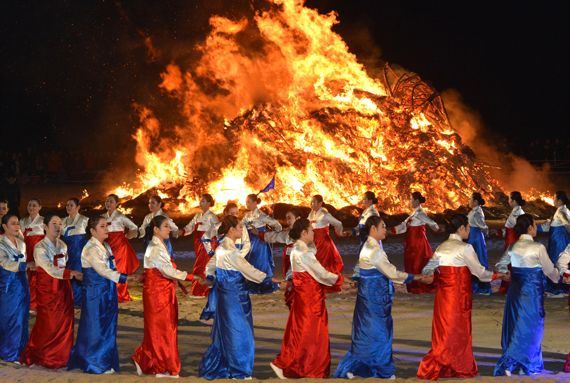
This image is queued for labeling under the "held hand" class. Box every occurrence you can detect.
[71,271,83,281]
[335,230,347,238]
[497,272,510,282]
[420,274,434,284]
[27,261,36,271]
[271,277,283,286]
[563,274,570,284]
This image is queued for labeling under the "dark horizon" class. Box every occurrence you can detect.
[1,0,568,161]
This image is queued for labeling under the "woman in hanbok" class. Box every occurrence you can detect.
[467,192,491,295]
[557,248,570,371]
[182,194,219,297]
[132,216,196,378]
[139,195,179,255]
[270,217,340,379]
[103,194,139,302]
[67,216,129,374]
[0,213,29,362]
[494,214,560,376]
[256,208,301,308]
[0,199,8,223]
[199,202,250,321]
[353,191,380,250]
[417,214,498,380]
[62,197,89,307]
[391,192,439,294]
[242,194,281,294]
[199,215,270,380]
[498,191,526,294]
[335,216,424,379]
[308,194,345,292]
[538,191,570,296]
[20,198,44,311]
[21,214,83,368]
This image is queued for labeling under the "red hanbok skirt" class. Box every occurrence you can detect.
[273,272,332,378]
[404,225,434,294]
[417,266,478,380]
[499,228,520,294]
[313,228,344,293]
[106,231,139,302]
[20,267,74,368]
[24,233,44,310]
[190,228,214,297]
[132,268,181,376]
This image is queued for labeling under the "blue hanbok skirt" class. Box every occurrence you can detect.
[467,227,491,294]
[245,228,278,294]
[0,267,29,362]
[545,226,569,295]
[62,233,88,307]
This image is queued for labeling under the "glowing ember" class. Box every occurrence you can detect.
[108,0,531,213]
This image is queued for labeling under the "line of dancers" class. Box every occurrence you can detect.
[0,189,569,379]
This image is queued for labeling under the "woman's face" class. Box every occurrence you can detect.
[457,224,470,240]
[285,212,298,228]
[468,197,477,209]
[154,219,171,240]
[371,220,387,241]
[91,218,109,241]
[554,194,563,207]
[301,226,315,244]
[410,196,420,208]
[2,216,20,237]
[310,198,322,211]
[66,200,79,216]
[362,196,372,208]
[245,197,256,211]
[508,197,517,208]
[148,198,161,213]
[27,200,41,216]
[228,222,244,241]
[105,197,118,211]
[528,223,538,237]
[225,207,239,218]
[45,216,62,238]
[199,197,211,212]
[0,202,8,218]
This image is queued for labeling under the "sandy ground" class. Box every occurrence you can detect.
[1,232,569,382]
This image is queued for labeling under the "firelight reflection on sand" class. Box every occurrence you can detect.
[106,0,551,214]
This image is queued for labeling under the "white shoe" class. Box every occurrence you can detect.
[346,372,355,379]
[134,360,143,376]
[231,377,252,380]
[103,368,116,374]
[505,370,512,377]
[13,361,21,365]
[156,372,179,378]
[388,375,396,380]
[270,362,287,379]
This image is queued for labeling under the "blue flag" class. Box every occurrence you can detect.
[259,175,276,193]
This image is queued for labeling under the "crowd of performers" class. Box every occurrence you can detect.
[0,188,569,380]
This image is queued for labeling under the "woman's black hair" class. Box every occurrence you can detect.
[218,215,240,236]
[312,194,324,204]
[411,191,426,204]
[286,208,302,218]
[67,197,81,207]
[86,216,107,238]
[0,213,19,234]
[364,191,379,205]
[149,195,164,208]
[448,214,468,234]
[471,192,485,206]
[246,194,261,204]
[43,214,60,229]
[289,217,312,241]
[555,191,570,206]
[107,194,120,204]
[202,193,215,206]
[514,214,534,236]
[364,215,383,236]
[509,191,526,207]
[145,215,169,243]
[28,198,42,206]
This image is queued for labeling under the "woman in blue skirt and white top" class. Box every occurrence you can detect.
[335,215,423,379]
[68,216,129,374]
[494,214,560,376]
[62,197,89,307]
[538,191,570,296]
[467,192,491,295]
[0,213,29,363]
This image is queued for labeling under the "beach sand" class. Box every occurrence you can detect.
[1,232,568,382]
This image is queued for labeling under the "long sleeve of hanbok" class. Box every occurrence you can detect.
[34,246,69,279]
[301,252,339,286]
[205,255,216,278]
[262,230,290,244]
[557,245,570,275]
[260,214,282,231]
[148,247,188,281]
[370,250,411,284]
[462,244,493,282]
[0,249,26,272]
[323,212,343,233]
[84,251,124,283]
[417,211,439,231]
[537,245,560,283]
[183,214,198,236]
[469,208,489,235]
[239,225,251,257]
[495,250,511,273]
[393,221,408,235]
[119,215,138,238]
[422,253,440,275]
[228,254,267,283]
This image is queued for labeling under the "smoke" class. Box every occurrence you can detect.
[442,89,553,194]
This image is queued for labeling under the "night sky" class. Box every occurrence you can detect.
[1,0,568,158]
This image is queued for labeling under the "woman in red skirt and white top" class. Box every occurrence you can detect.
[132,215,196,378]
[391,192,439,294]
[19,198,45,311]
[103,194,139,302]
[498,191,525,294]
[308,195,344,292]
[20,214,83,368]
[271,218,340,379]
[182,194,219,297]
